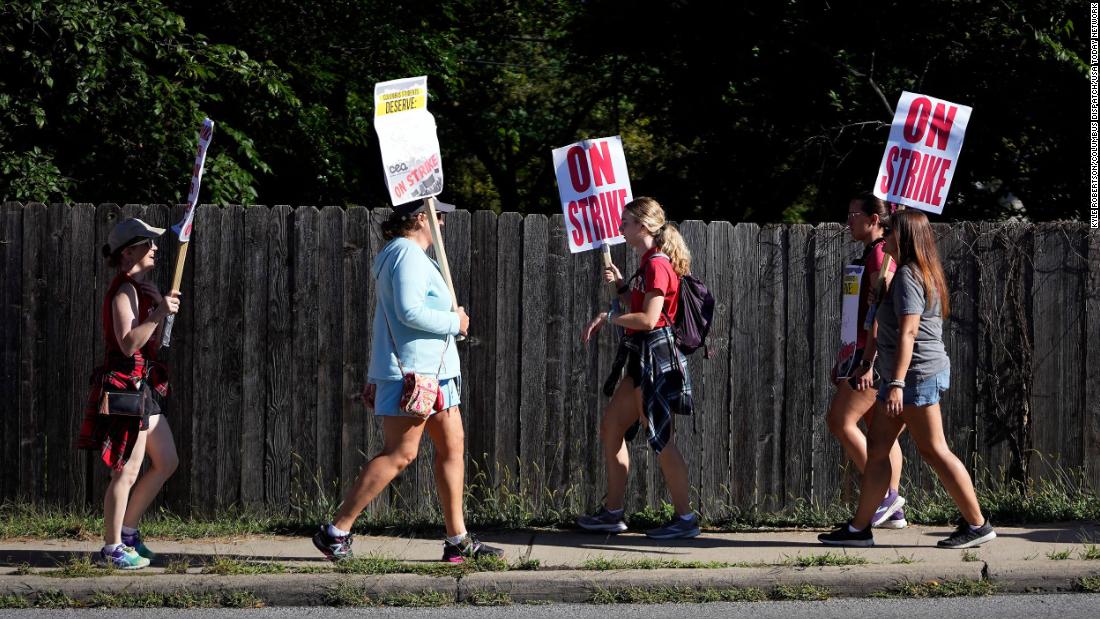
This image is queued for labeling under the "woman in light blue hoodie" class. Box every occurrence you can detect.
[313,200,503,564]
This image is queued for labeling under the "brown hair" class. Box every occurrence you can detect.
[891,209,950,319]
[851,192,890,228]
[624,197,691,276]
[381,210,421,241]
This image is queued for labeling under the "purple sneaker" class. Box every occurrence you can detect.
[312,524,353,562]
[877,507,908,529]
[97,545,149,570]
[871,490,905,527]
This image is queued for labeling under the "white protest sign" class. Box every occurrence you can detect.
[172,118,214,243]
[835,264,864,379]
[552,136,632,253]
[873,91,972,215]
[374,76,443,206]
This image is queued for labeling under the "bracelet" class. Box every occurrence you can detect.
[888,380,905,389]
[859,358,872,369]
[605,309,616,323]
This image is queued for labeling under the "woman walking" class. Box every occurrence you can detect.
[78,218,181,569]
[313,200,503,563]
[826,194,907,528]
[577,197,698,540]
[819,209,995,548]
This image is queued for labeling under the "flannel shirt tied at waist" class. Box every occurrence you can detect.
[76,352,169,471]
[604,326,694,454]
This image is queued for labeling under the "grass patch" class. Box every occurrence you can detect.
[770,584,831,601]
[892,555,918,564]
[164,558,191,574]
[87,591,263,608]
[581,558,756,570]
[1046,549,1072,561]
[589,586,767,604]
[0,594,31,609]
[961,550,980,562]
[1080,545,1100,560]
[333,554,507,577]
[782,552,868,567]
[11,562,32,575]
[467,591,512,606]
[874,578,996,598]
[40,555,115,578]
[1076,576,1100,593]
[512,558,540,570]
[200,557,288,575]
[326,584,453,608]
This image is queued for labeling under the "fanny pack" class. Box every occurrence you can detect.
[98,382,147,417]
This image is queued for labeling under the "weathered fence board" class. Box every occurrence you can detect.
[2,203,1092,520]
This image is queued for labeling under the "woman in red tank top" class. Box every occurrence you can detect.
[79,217,180,569]
[576,197,698,540]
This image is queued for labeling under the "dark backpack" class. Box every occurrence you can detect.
[628,254,716,357]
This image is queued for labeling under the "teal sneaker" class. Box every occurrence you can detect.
[645,513,701,540]
[121,530,155,560]
[98,545,150,570]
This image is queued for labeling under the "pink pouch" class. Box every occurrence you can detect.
[399,373,440,419]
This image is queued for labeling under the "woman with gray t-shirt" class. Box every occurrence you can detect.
[819,209,996,550]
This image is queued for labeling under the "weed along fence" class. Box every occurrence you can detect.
[1,202,1097,519]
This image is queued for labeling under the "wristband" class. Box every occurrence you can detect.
[606,309,616,324]
[859,359,872,369]
[888,380,905,389]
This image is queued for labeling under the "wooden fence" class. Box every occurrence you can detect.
[1,202,1097,517]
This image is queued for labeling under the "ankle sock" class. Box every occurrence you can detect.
[446,532,467,546]
[326,523,350,538]
[968,519,985,532]
[103,543,122,553]
[606,507,624,516]
[121,526,139,537]
[848,524,863,533]
[679,513,695,522]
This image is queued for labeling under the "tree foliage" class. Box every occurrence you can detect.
[0,0,1087,222]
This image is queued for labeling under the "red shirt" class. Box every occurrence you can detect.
[857,240,895,348]
[626,247,680,335]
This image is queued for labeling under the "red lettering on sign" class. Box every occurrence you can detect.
[881,146,900,194]
[892,149,912,195]
[918,156,942,203]
[592,196,608,240]
[908,153,932,200]
[932,160,952,206]
[567,146,590,193]
[924,103,957,151]
[611,190,626,231]
[900,151,922,199]
[589,141,616,187]
[598,192,614,238]
[578,196,594,243]
[903,97,933,144]
[568,201,584,246]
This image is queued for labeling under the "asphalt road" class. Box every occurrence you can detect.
[3,594,1099,618]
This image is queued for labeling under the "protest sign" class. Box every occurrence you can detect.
[552,136,633,253]
[873,91,972,215]
[835,264,864,379]
[374,76,443,206]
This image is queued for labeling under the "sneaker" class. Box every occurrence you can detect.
[313,524,354,562]
[442,535,505,564]
[818,522,874,547]
[98,545,150,570]
[871,490,906,527]
[645,513,701,540]
[937,519,996,549]
[577,507,628,533]
[876,507,908,530]
[121,530,155,560]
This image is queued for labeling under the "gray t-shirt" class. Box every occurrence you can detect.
[875,264,950,381]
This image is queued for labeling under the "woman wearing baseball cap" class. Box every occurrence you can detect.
[77,217,181,569]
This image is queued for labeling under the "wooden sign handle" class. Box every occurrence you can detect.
[424,197,465,342]
[161,240,190,347]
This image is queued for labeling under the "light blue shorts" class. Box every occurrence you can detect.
[877,367,950,407]
[372,376,461,417]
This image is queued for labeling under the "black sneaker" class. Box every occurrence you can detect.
[442,535,504,564]
[818,522,874,547]
[576,507,629,533]
[937,519,996,549]
[313,524,354,562]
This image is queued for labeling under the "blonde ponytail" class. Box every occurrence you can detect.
[624,196,692,276]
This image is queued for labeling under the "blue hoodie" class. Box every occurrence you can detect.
[367,237,461,381]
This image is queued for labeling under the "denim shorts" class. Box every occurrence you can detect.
[877,367,950,406]
[373,376,461,417]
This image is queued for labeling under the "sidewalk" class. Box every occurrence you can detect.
[1,522,1098,605]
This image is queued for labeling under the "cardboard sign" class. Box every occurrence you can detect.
[873,91,972,215]
[172,118,214,242]
[374,76,443,206]
[835,264,864,379]
[552,136,633,253]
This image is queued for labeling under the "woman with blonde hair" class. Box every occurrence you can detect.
[577,196,698,539]
[819,209,995,548]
